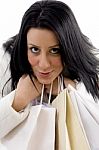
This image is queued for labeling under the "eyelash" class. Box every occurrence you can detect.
[50,48,60,54]
[30,47,39,53]
[29,47,60,55]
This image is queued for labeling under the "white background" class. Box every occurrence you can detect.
[0,0,99,49]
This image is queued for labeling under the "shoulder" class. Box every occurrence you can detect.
[0,47,11,98]
[67,81,98,103]
[0,46,11,74]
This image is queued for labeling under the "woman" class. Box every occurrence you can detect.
[0,0,99,149]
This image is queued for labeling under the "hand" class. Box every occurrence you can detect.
[12,75,42,111]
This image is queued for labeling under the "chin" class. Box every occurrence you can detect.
[38,78,54,85]
[39,81,52,85]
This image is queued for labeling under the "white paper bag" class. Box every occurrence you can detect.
[68,84,99,150]
[1,84,56,150]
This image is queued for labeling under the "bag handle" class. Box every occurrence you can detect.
[58,75,64,94]
[40,75,63,104]
[40,82,53,105]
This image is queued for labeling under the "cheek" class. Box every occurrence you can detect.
[28,52,37,66]
[52,58,63,69]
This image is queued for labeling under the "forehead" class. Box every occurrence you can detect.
[27,28,59,45]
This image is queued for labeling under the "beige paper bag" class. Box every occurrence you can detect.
[68,84,99,150]
[52,89,91,150]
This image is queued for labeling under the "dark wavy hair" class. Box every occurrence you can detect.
[7,0,99,99]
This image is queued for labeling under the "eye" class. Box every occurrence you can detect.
[30,47,40,53]
[50,48,60,54]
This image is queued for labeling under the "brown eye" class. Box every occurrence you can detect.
[50,48,60,54]
[30,47,40,53]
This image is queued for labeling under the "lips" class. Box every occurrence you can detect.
[40,72,50,75]
[38,71,53,77]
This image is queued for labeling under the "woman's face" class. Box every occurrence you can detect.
[27,28,63,84]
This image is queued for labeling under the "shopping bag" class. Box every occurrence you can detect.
[52,85,91,150]
[1,84,56,150]
[68,84,99,150]
[66,89,91,150]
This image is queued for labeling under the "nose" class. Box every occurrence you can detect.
[38,53,51,70]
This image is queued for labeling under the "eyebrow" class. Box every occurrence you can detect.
[27,43,59,48]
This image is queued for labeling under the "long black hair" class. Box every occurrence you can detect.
[9,0,99,99]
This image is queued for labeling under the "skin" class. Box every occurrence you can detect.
[27,28,63,85]
[12,28,75,111]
